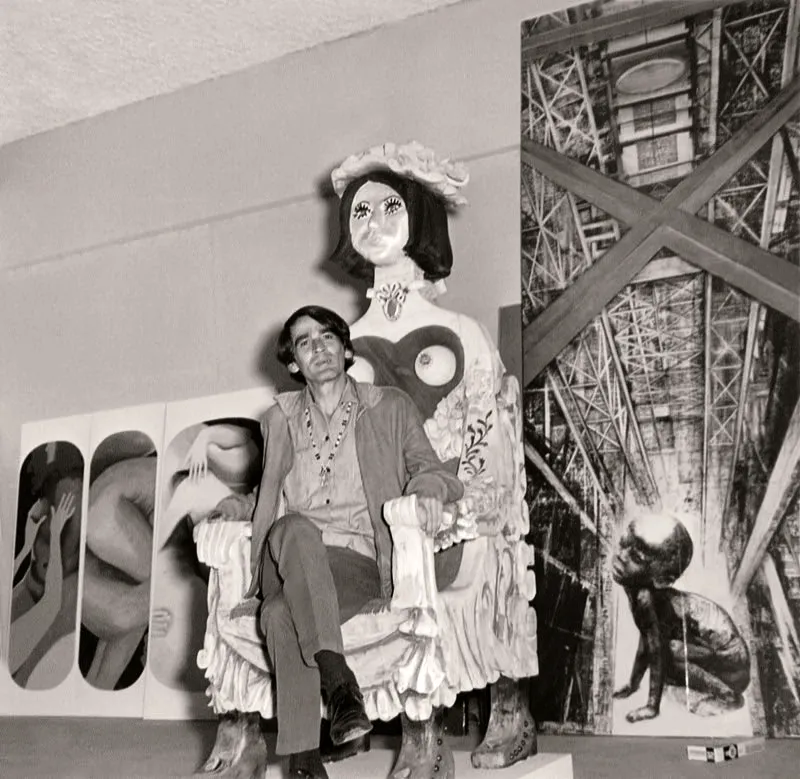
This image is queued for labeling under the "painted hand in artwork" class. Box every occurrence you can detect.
[183,427,212,481]
[43,491,77,591]
[14,498,50,575]
[150,607,173,639]
[49,491,77,541]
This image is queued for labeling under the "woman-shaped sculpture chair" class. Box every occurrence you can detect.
[194,143,538,779]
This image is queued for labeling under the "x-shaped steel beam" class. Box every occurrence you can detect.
[522,75,800,385]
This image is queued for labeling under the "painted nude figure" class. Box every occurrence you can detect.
[613,514,750,722]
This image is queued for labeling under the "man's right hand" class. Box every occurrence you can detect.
[416,496,445,535]
[205,493,255,523]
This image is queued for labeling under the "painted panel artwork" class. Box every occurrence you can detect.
[10,441,84,690]
[143,389,268,719]
[147,419,262,692]
[521,0,800,739]
[79,430,158,691]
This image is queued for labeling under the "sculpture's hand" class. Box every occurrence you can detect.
[613,684,638,699]
[625,704,658,723]
[183,427,211,481]
[416,496,445,535]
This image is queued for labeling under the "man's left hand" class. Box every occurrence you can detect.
[416,496,444,535]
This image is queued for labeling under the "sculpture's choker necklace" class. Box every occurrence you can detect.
[366,279,446,321]
[366,280,427,321]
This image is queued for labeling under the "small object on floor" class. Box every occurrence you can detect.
[686,737,765,762]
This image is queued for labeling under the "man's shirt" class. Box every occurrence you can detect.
[282,379,376,559]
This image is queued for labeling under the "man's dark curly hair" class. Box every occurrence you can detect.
[276,305,355,384]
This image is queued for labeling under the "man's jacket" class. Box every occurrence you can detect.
[245,380,464,600]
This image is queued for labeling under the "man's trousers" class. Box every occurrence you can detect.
[258,513,381,754]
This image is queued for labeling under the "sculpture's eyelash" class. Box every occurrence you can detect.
[353,202,371,219]
[384,196,403,214]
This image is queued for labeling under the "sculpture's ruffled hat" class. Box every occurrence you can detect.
[331,141,469,207]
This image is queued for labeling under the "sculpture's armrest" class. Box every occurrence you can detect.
[195,518,254,611]
[382,495,440,635]
[194,518,252,567]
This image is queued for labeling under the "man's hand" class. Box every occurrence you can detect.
[205,493,253,523]
[416,496,444,535]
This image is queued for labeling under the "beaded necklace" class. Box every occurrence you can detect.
[304,400,354,486]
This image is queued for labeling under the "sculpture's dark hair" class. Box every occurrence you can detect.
[328,169,454,283]
[276,305,355,384]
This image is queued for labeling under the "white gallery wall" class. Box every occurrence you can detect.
[0,0,576,670]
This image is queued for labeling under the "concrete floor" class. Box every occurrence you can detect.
[0,717,797,779]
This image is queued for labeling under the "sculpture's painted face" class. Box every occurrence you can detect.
[349,181,409,266]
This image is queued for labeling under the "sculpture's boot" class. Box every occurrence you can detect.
[470,676,537,768]
[391,710,454,779]
[200,711,267,775]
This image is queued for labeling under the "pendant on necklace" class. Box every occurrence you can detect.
[376,282,408,322]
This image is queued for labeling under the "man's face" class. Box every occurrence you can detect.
[288,316,350,384]
[349,181,409,266]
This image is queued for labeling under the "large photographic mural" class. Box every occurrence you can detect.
[521,0,800,737]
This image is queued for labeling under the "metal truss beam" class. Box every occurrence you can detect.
[523,42,659,502]
[522,75,800,382]
[601,309,660,502]
[522,0,744,60]
[525,441,611,551]
[732,396,800,598]
[632,256,700,284]
[720,0,800,543]
[547,370,621,514]
[661,217,799,318]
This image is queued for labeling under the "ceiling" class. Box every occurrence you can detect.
[1,0,466,148]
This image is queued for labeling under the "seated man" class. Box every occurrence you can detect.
[227,304,463,779]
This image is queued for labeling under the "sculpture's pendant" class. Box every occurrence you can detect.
[384,297,402,321]
[376,282,409,322]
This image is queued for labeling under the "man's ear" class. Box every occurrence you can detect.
[344,349,353,360]
[288,362,300,374]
